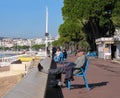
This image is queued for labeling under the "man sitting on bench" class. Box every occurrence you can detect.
[38,48,87,86]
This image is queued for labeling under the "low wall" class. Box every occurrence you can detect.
[2,57,52,98]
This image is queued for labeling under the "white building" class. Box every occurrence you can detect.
[34,38,45,45]
[95,29,120,60]
[0,36,58,48]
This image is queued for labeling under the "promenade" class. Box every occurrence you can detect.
[46,54,120,98]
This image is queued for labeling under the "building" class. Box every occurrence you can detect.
[0,36,58,48]
[95,29,120,60]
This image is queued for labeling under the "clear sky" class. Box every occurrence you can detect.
[0,0,63,39]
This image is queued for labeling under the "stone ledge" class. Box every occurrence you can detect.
[2,57,52,98]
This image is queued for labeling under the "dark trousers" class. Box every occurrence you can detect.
[49,62,75,81]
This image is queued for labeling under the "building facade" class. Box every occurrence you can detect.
[95,29,120,60]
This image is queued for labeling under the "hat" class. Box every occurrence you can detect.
[77,48,85,52]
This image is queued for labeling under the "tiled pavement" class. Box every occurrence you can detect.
[46,55,120,98]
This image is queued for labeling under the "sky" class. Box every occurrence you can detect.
[0,0,63,39]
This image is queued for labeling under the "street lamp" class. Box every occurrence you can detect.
[45,7,49,57]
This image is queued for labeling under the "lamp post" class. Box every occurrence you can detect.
[45,7,49,57]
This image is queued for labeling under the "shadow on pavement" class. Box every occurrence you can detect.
[62,81,109,90]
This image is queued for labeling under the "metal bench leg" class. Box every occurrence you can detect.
[83,75,90,90]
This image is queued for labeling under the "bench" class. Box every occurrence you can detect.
[2,57,52,98]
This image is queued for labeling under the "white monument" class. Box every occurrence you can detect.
[45,7,49,57]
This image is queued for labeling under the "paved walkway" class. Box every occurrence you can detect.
[46,54,120,98]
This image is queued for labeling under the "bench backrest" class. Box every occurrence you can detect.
[80,59,89,75]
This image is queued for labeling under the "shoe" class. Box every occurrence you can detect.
[58,81,62,86]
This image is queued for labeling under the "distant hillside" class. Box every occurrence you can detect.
[0,37,6,40]
[0,37,25,40]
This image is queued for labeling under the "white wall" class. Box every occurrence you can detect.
[116,44,120,59]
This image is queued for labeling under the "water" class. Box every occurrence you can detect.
[0,53,19,67]
[0,54,16,58]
